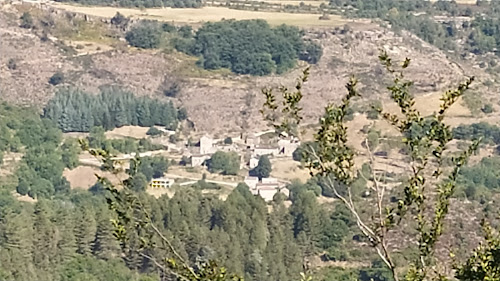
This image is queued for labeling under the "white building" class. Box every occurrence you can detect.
[245,177,289,202]
[249,157,259,169]
[257,184,280,202]
[261,177,278,184]
[245,134,261,149]
[253,146,279,157]
[244,176,259,190]
[191,154,210,167]
[150,177,175,188]
[200,135,216,155]
[278,137,301,157]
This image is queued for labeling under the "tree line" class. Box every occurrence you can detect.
[44,88,184,133]
[54,0,202,8]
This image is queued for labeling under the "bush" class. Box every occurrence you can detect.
[366,100,382,120]
[224,137,232,145]
[125,21,162,49]
[208,151,240,175]
[146,127,162,136]
[49,72,64,85]
[299,41,323,64]
[111,12,129,27]
[481,103,494,114]
[20,12,34,29]
[162,22,176,32]
[177,108,188,121]
[7,58,17,70]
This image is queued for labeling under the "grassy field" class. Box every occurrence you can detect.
[51,3,347,27]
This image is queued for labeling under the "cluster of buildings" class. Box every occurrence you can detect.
[148,131,299,202]
[189,132,300,169]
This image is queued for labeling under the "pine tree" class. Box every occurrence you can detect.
[75,207,97,256]
[92,208,119,260]
[137,100,152,127]
[53,206,77,264]
[1,210,37,280]
[32,201,57,272]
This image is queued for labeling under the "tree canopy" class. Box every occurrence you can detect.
[44,88,183,132]
[176,19,322,75]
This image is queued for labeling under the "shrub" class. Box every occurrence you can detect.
[481,103,494,114]
[20,12,34,29]
[49,72,64,85]
[111,12,129,27]
[7,58,17,70]
[125,21,162,49]
[224,137,232,145]
[146,127,162,136]
[208,151,240,175]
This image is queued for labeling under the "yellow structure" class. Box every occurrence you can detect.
[150,178,175,188]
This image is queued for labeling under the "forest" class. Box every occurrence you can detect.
[43,88,183,132]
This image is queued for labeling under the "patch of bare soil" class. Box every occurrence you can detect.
[12,191,38,203]
[105,125,150,139]
[63,165,128,189]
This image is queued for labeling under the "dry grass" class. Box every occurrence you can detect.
[105,125,151,139]
[270,158,311,182]
[63,166,128,189]
[51,3,347,27]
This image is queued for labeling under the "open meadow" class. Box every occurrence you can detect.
[51,3,347,27]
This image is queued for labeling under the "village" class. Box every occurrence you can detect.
[147,129,302,202]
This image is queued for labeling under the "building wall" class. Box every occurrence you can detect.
[191,155,209,167]
[244,177,259,190]
[200,136,214,155]
[258,189,278,202]
[254,148,278,157]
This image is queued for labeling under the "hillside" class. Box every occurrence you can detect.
[2,3,498,135]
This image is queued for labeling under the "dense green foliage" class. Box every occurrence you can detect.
[54,0,201,8]
[176,19,322,75]
[453,122,500,144]
[0,103,71,199]
[44,88,182,132]
[208,151,240,175]
[0,175,359,281]
[459,157,500,191]
[126,21,162,49]
[250,155,272,179]
[129,155,170,181]
[87,126,163,154]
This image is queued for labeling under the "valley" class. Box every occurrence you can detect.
[2,0,500,280]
